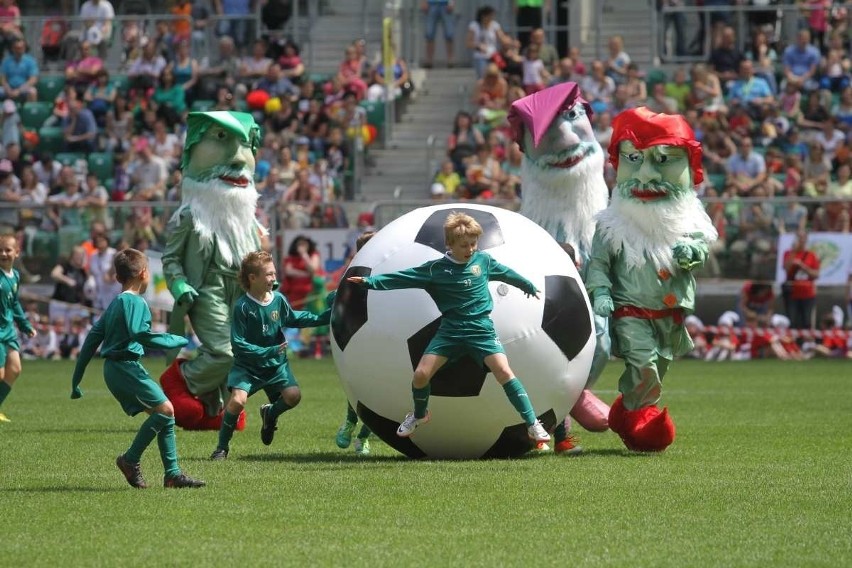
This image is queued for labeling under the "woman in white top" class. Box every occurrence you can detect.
[466,5,515,79]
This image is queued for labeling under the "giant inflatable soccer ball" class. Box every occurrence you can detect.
[331,204,594,458]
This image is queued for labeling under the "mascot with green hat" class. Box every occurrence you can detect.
[159,111,264,430]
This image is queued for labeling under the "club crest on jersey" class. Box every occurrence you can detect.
[471,265,482,277]
[271,310,279,321]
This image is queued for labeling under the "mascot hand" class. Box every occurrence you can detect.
[673,242,701,271]
[170,279,199,307]
[178,289,199,306]
[592,290,614,317]
[71,386,83,399]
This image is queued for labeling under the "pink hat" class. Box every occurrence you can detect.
[507,82,592,151]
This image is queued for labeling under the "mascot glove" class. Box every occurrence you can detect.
[592,288,614,317]
[171,279,199,306]
[71,386,83,399]
[673,242,701,271]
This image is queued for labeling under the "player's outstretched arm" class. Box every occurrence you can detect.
[70,318,106,399]
[484,254,539,298]
[126,297,189,351]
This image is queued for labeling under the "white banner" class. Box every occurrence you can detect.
[144,250,174,312]
[775,232,852,286]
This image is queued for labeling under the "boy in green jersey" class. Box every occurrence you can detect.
[210,250,331,460]
[71,249,205,489]
[347,212,551,442]
[0,234,37,424]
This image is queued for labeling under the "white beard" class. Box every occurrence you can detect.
[519,149,608,258]
[175,176,263,267]
[596,190,718,271]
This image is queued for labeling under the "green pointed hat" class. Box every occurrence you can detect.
[181,111,261,171]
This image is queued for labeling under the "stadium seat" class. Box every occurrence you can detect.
[359,100,385,128]
[20,101,53,130]
[111,74,130,94]
[88,152,114,182]
[36,75,66,103]
[37,125,65,155]
[190,99,215,112]
[707,172,727,191]
[55,152,86,167]
[645,68,667,90]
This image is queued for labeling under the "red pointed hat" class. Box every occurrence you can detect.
[608,107,704,185]
[508,82,592,151]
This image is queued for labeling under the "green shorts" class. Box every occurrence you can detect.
[227,363,298,398]
[0,339,21,367]
[425,330,504,367]
[103,360,169,417]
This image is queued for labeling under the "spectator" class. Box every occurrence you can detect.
[0,97,19,148]
[580,60,616,114]
[83,69,116,128]
[62,97,98,153]
[623,63,647,108]
[644,81,678,114]
[727,59,774,117]
[213,0,251,46]
[738,280,775,327]
[782,29,821,92]
[150,118,182,170]
[829,163,852,198]
[64,41,104,93]
[335,45,368,100]
[664,67,690,112]
[660,0,687,58]
[280,167,321,203]
[277,40,305,83]
[33,153,62,192]
[528,28,558,72]
[729,184,776,274]
[189,0,212,57]
[422,0,456,69]
[0,0,23,57]
[744,28,778,95]
[775,180,808,235]
[79,0,114,58]
[463,142,503,199]
[80,171,109,227]
[782,228,820,330]
[45,170,84,230]
[239,38,272,84]
[802,0,830,52]
[605,35,631,85]
[199,35,241,99]
[819,32,851,93]
[687,62,726,114]
[261,0,291,31]
[152,68,187,128]
[366,54,412,102]
[520,41,551,95]
[513,0,547,49]
[811,199,850,232]
[170,0,193,44]
[87,231,120,312]
[168,40,200,106]
[813,118,845,162]
[0,157,20,232]
[127,41,167,93]
[447,110,484,174]
[725,136,767,195]
[797,90,830,135]
[549,57,575,86]
[128,137,168,201]
[0,38,37,102]
[49,245,90,324]
[708,26,743,86]
[472,62,508,115]
[17,164,46,229]
[281,235,322,310]
[801,142,831,198]
[432,158,462,198]
[467,5,515,79]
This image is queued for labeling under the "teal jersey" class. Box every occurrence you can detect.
[0,268,33,342]
[362,251,536,333]
[72,291,188,389]
[232,291,330,373]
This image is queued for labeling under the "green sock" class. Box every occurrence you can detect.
[155,415,180,478]
[357,424,371,439]
[0,380,10,409]
[126,412,172,463]
[217,411,240,452]
[269,397,292,420]
[412,384,430,419]
[346,403,358,424]
[502,378,536,426]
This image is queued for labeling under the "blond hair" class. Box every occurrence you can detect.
[444,212,483,246]
[239,250,274,291]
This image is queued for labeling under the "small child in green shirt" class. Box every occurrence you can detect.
[347,212,551,442]
[433,160,462,197]
[0,233,37,424]
[71,248,204,489]
[210,250,331,460]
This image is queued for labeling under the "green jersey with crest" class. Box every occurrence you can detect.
[362,251,536,334]
[231,291,331,374]
[0,268,33,343]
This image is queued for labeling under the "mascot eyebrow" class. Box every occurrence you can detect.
[181,111,261,170]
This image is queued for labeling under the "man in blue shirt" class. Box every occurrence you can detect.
[782,29,821,91]
[0,39,38,102]
[62,98,98,153]
[725,136,767,195]
[727,59,775,118]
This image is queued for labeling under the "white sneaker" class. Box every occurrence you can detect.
[527,420,551,442]
[396,410,431,437]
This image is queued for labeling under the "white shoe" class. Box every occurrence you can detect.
[396,410,431,437]
[527,420,551,442]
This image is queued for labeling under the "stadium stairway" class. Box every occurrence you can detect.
[359,67,474,201]
[576,0,656,69]
[306,0,385,74]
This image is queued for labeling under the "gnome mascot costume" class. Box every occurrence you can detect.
[508,82,612,454]
[586,107,717,452]
[160,111,265,430]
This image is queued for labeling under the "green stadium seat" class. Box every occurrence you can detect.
[707,172,727,190]
[88,152,114,182]
[55,152,86,167]
[36,75,66,103]
[20,101,53,130]
[111,74,130,94]
[37,125,65,155]
[190,99,215,112]
[359,100,385,128]
[645,68,668,89]
[307,72,331,85]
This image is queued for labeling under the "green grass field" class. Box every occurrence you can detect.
[1,358,850,567]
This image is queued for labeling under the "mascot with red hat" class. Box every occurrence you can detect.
[586,107,717,452]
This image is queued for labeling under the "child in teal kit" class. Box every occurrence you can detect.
[0,234,37,424]
[347,212,551,442]
[71,248,205,489]
[210,250,331,460]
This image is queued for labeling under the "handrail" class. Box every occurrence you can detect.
[425,134,437,182]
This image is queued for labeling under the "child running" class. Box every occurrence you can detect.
[210,250,331,460]
[71,248,204,489]
[347,212,551,442]
[0,234,37,423]
[334,230,375,455]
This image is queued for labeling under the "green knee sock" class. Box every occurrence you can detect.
[155,415,180,478]
[346,403,358,424]
[502,378,536,426]
[217,411,240,452]
[0,380,10,409]
[357,424,372,439]
[126,412,172,463]
[412,384,430,419]
[269,397,292,420]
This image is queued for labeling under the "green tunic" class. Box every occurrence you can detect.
[71,291,188,415]
[0,268,33,364]
[227,291,330,394]
[586,230,707,409]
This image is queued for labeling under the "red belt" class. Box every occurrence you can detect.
[613,305,684,324]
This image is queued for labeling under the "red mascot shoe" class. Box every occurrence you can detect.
[621,404,676,452]
[160,359,246,431]
[569,389,610,432]
[608,395,627,436]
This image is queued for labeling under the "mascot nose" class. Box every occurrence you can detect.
[557,123,581,147]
